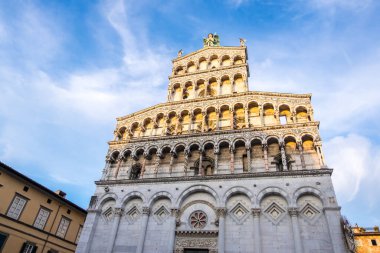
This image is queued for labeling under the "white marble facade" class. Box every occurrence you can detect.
[76,36,349,253]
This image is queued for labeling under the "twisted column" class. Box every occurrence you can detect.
[214,150,219,174]
[199,149,204,176]
[106,208,123,253]
[252,208,262,253]
[244,106,249,128]
[140,154,147,178]
[101,157,111,180]
[230,108,234,130]
[184,150,189,176]
[154,153,161,178]
[215,109,220,130]
[114,157,124,179]
[137,207,150,253]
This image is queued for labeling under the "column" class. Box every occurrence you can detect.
[202,112,207,132]
[199,150,204,176]
[184,151,189,176]
[217,80,221,96]
[154,153,161,178]
[315,144,326,167]
[77,210,100,253]
[262,144,269,171]
[280,142,288,171]
[244,106,249,128]
[289,208,303,253]
[297,141,306,169]
[101,157,111,180]
[168,208,179,253]
[230,148,235,173]
[260,107,264,126]
[169,152,175,176]
[140,155,147,178]
[251,208,262,253]
[217,208,227,253]
[214,150,219,174]
[246,147,251,172]
[137,207,150,253]
[114,157,124,179]
[215,109,220,130]
[106,208,123,253]
[188,113,193,133]
[309,108,314,121]
[275,109,280,124]
[230,108,234,130]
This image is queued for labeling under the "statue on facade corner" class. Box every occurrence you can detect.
[240,38,246,46]
[203,33,220,47]
[177,49,183,57]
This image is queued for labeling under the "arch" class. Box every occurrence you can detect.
[249,136,263,145]
[174,143,186,153]
[121,149,132,159]
[188,141,201,151]
[223,186,254,205]
[232,138,247,149]
[148,191,174,208]
[146,145,159,155]
[199,57,208,70]
[175,184,220,207]
[202,140,216,150]
[217,139,231,148]
[187,61,196,73]
[233,55,243,65]
[121,191,146,208]
[293,186,326,206]
[257,187,290,205]
[221,55,231,66]
[266,135,280,144]
[97,193,118,209]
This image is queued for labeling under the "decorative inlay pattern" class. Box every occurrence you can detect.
[125,206,140,224]
[263,202,286,225]
[300,203,321,224]
[229,202,250,224]
[153,205,170,224]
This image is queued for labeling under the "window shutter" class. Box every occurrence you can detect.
[19,243,26,253]
[31,246,38,253]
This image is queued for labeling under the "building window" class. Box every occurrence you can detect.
[7,194,28,220]
[20,242,37,253]
[75,225,83,244]
[33,207,51,230]
[0,232,8,251]
[56,217,71,238]
[372,239,377,246]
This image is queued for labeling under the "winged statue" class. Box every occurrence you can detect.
[203,33,220,47]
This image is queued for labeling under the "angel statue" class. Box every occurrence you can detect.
[239,38,246,46]
[177,49,183,57]
[203,33,220,47]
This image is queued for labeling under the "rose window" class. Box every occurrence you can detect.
[189,210,207,229]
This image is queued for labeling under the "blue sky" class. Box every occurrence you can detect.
[0,0,379,226]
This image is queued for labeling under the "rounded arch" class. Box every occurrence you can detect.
[148,191,174,208]
[121,191,146,208]
[217,139,231,148]
[146,145,159,155]
[109,150,121,161]
[293,186,326,206]
[232,138,247,149]
[121,149,132,159]
[175,184,220,207]
[266,135,280,144]
[223,186,254,205]
[257,187,290,205]
[174,143,186,152]
[250,136,263,145]
[97,193,118,209]
[202,140,216,150]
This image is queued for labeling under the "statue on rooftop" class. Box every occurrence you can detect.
[203,33,220,47]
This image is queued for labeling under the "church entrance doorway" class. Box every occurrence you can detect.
[184,249,209,253]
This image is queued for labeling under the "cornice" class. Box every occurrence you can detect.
[172,46,246,63]
[108,121,320,146]
[116,91,312,121]
[168,63,248,80]
[95,169,333,186]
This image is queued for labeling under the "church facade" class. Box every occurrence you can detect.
[76,34,349,253]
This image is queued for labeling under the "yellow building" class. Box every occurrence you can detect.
[0,161,87,253]
[353,225,380,253]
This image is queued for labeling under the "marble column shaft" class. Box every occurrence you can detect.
[289,208,303,253]
[106,208,123,253]
[217,208,226,253]
[252,208,262,253]
[168,208,179,253]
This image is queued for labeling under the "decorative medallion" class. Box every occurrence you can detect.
[189,210,208,229]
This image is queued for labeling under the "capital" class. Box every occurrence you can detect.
[288,207,299,216]
[142,206,150,215]
[251,208,261,217]
[114,208,124,216]
[170,208,180,218]
[216,208,227,218]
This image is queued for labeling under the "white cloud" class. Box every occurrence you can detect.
[325,134,380,205]
[309,0,373,10]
